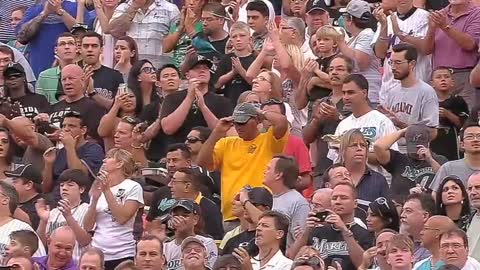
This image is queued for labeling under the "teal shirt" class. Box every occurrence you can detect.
[414,257,445,270]
[169,22,203,69]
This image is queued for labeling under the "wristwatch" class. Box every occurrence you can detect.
[56,8,65,16]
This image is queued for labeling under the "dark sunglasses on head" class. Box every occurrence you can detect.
[186,137,203,144]
[141,67,157,74]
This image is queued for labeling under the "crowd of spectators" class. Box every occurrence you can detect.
[1,0,480,270]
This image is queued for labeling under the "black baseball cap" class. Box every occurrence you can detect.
[58,169,90,188]
[249,187,273,208]
[3,63,26,78]
[184,56,213,72]
[170,199,200,214]
[306,0,328,14]
[5,164,42,184]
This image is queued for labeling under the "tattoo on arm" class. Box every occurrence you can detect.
[17,14,46,44]
[109,9,136,37]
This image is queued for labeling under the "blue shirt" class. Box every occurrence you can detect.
[19,1,94,76]
[355,168,391,211]
[34,256,77,270]
[52,142,104,202]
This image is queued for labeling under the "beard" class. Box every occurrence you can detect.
[393,69,410,80]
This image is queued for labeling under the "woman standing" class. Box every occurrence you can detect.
[435,176,471,231]
[0,128,17,180]
[84,148,144,270]
[127,60,161,115]
[114,37,138,82]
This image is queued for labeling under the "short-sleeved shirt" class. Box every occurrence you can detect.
[160,90,233,143]
[52,142,104,201]
[429,158,480,192]
[0,0,37,42]
[19,193,48,230]
[355,169,390,211]
[308,223,373,270]
[383,150,447,195]
[273,189,310,248]
[211,127,289,220]
[36,67,61,104]
[348,28,382,103]
[431,96,469,161]
[164,235,217,270]
[19,2,94,76]
[91,179,144,260]
[384,80,439,127]
[372,8,432,104]
[49,97,107,141]
[213,52,255,105]
[433,4,480,69]
[92,66,124,100]
[169,22,203,69]
[11,94,50,121]
[111,0,180,69]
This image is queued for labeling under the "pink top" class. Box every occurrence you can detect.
[283,135,313,198]
[433,4,480,69]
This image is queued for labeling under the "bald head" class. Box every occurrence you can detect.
[312,188,332,211]
[468,172,480,210]
[50,226,76,244]
[61,64,84,99]
[426,216,456,232]
[48,226,76,267]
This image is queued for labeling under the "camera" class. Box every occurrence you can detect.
[315,211,329,222]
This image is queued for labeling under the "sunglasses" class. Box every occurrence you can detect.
[186,137,202,144]
[122,116,139,125]
[141,67,157,74]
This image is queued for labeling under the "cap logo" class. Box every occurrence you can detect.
[412,134,423,142]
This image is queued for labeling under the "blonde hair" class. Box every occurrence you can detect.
[316,25,343,41]
[106,148,137,177]
[337,129,367,165]
[257,69,283,101]
[230,21,251,36]
[283,44,304,72]
[387,234,414,254]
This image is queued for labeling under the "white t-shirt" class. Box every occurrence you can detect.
[251,250,292,270]
[462,257,480,270]
[328,110,399,161]
[372,9,432,105]
[164,235,218,270]
[46,203,89,262]
[348,28,382,104]
[0,219,46,261]
[468,214,480,262]
[91,179,144,261]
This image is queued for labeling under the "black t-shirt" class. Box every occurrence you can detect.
[160,90,233,143]
[146,186,177,222]
[92,66,124,100]
[384,150,448,195]
[222,230,256,255]
[307,223,373,270]
[426,0,449,10]
[49,97,106,141]
[198,35,229,73]
[19,193,50,230]
[431,96,469,161]
[308,55,336,105]
[11,94,50,121]
[139,100,171,161]
[213,53,255,105]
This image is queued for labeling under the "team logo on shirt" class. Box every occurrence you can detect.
[248,144,257,154]
[311,238,349,257]
[105,189,127,222]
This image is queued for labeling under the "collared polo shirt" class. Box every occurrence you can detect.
[251,250,292,270]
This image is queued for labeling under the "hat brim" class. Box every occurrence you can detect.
[233,115,252,124]
[181,238,206,250]
[307,7,328,14]
[4,171,22,178]
[189,60,213,71]
[406,143,428,154]
[171,204,195,213]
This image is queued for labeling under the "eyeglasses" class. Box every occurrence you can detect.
[186,137,203,144]
[292,256,324,269]
[423,226,440,231]
[440,243,464,250]
[255,76,270,83]
[200,17,218,22]
[464,133,480,141]
[262,99,283,105]
[388,60,410,66]
[183,246,204,254]
[141,67,157,74]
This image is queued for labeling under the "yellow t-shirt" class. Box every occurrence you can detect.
[211,128,289,221]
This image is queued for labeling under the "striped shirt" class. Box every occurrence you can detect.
[111,0,180,69]
[45,203,90,263]
[35,66,61,104]
[0,0,37,42]
[0,219,47,262]
[372,8,432,105]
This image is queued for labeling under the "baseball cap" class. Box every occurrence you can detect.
[58,169,90,188]
[249,187,273,208]
[70,23,89,34]
[306,0,328,14]
[405,124,430,154]
[340,0,371,20]
[181,236,206,251]
[4,164,42,184]
[232,103,258,124]
[170,199,200,214]
[185,55,213,72]
[3,63,26,77]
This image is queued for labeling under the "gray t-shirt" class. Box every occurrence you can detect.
[349,28,382,104]
[429,158,480,192]
[273,189,310,248]
[384,80,439,127]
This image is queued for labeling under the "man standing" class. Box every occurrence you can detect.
[197,102,288,224]
[415,216,456,270]
[110,0,179,68]
[17,1,93,76]
[381,44,439,130]
[81,32,124,109]
[263,155,310,248]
